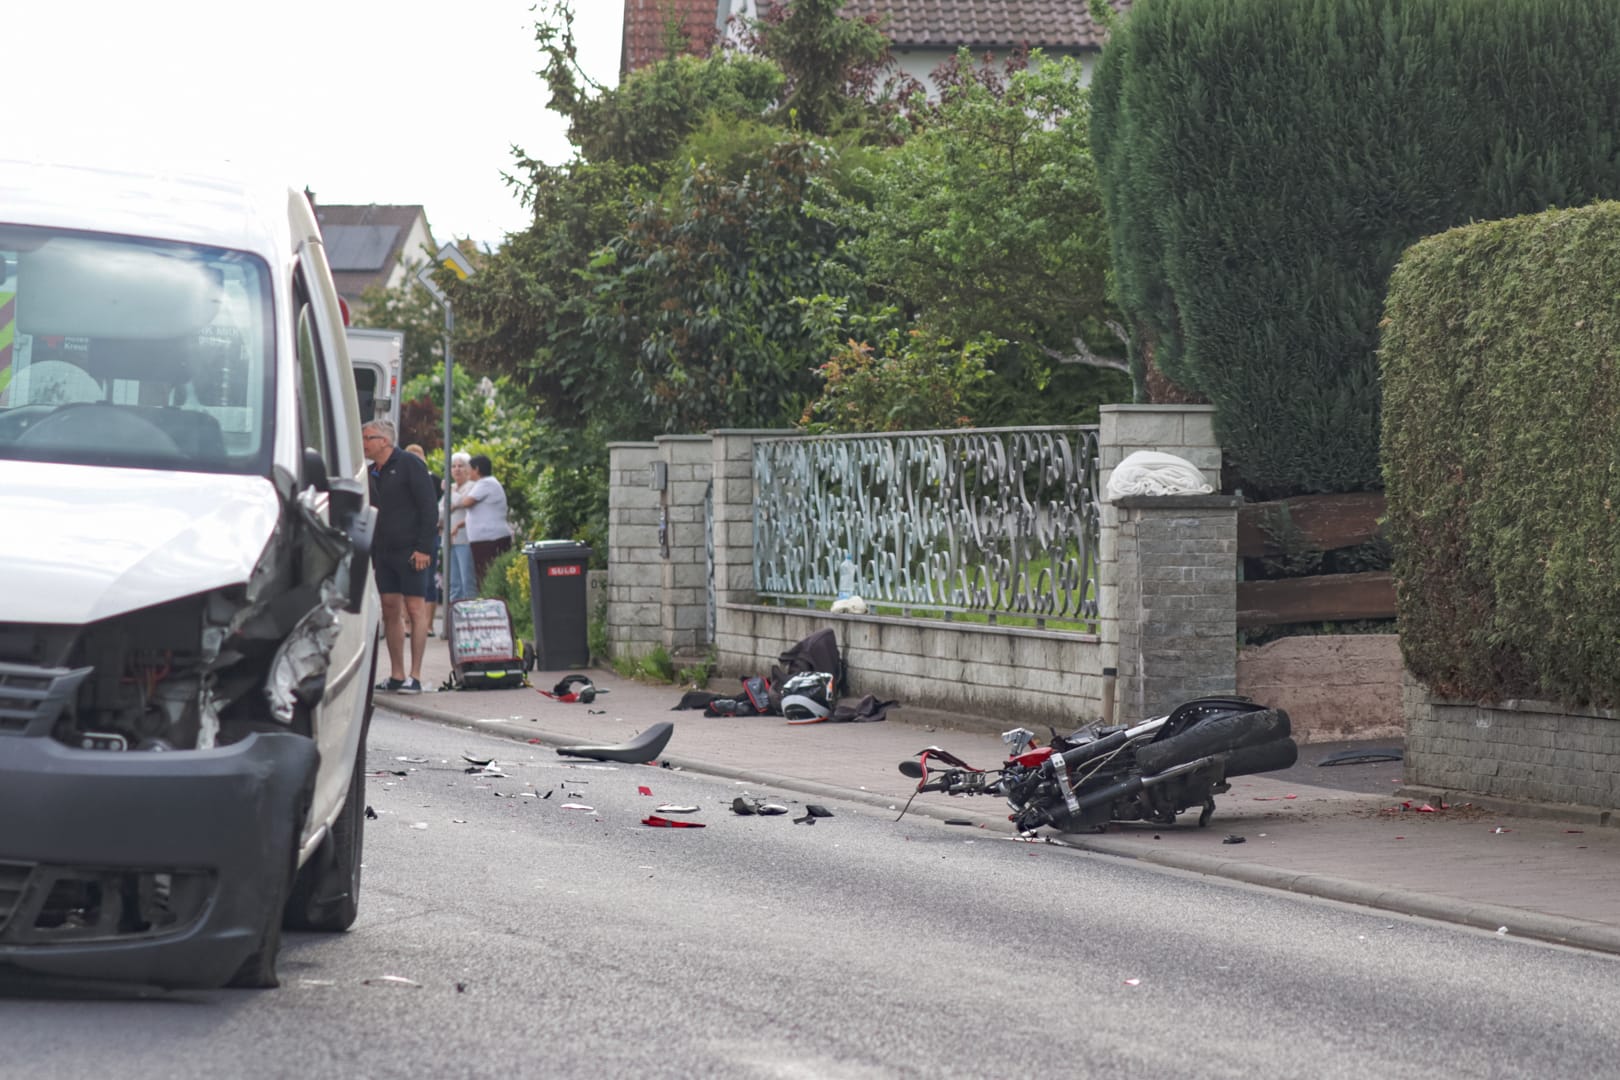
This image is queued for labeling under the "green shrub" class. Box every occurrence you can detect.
[1093,0,1620,498]
[1381,201,1620,707]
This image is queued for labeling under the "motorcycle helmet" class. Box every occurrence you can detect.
[779,671,834,722]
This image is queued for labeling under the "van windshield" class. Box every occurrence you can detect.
[0,225,273,475]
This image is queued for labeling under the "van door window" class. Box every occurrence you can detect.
[295,300,335,477]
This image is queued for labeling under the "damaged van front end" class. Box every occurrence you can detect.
[0,160,380,990]
[0,465,372,988]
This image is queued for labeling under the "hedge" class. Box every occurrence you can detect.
[1381,201,1620,707]
[1092,0,1620,498]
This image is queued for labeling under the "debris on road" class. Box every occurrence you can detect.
[655,804,699,814]
[365,806,378,819]
[642,815,706,828]
[1222,834,1246,844]
[1317,748,1403,766]
[555,721,674,763]
[560,803,595,812]
[363,975,423,989]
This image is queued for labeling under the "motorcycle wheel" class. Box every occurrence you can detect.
[1135,708,1291,776]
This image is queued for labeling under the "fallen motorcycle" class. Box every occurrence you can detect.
[897,697,1297,835]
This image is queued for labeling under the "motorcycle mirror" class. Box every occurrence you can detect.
[897,760,926,779]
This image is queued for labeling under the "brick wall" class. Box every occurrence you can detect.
[1404,672,1620,811]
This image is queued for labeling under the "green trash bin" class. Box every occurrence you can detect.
[525,541,591,670]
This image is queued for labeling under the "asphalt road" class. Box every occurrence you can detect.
[4,709,1618,1080]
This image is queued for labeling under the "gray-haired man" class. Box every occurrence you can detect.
[362,419,438,693]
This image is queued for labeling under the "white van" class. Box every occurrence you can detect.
[0,156,380,989]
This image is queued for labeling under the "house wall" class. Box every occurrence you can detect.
[385,214,434,292]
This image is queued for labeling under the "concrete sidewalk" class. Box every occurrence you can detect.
[378,644,1620,956]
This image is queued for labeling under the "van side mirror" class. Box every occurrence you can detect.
[302,447,330,492]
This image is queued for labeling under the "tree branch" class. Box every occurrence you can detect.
[1041,336,1130,373]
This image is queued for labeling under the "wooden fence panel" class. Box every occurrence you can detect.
[1237,570,1396,628]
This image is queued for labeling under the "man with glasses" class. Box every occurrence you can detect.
[362,419,437,693]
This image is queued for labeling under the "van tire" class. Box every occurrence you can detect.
[284,668,374,933]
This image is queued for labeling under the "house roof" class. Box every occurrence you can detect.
[621,0,722,76]
[312,203,430,301]
[757,0,1130,51]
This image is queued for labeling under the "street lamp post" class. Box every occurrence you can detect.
[416,243,476,618]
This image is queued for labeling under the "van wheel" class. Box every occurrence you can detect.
[283,744,366,932]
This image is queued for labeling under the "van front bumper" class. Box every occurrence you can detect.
[0,731,316,990]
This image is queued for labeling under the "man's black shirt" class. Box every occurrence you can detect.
[369,447,439,556]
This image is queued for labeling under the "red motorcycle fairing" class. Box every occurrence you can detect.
[1011,746,1057,769]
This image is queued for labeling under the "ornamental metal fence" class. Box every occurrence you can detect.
[752,426,1102,632]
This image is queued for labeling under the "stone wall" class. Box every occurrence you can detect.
[717,604,1105,729]
[1237,634,1403,742]
[1404,672,1620,813]
[605,442,661,656]
[656,435,712,657]
[1110,494,1241,720]
[607,409,1232,724]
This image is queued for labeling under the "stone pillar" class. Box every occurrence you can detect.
[709,430,799,664]
[1110,493,1242,721]
[1094,404,1222,690]
[656,434,712,657]
[606,442,661,657]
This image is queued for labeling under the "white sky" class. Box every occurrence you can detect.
[10,1,625,250]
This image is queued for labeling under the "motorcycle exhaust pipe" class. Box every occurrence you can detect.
[1072,754,1218,812]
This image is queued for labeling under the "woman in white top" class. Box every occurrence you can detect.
[458,453,514,591]
[445,452,476,601]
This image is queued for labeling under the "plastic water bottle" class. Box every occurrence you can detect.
[836,553,857,600]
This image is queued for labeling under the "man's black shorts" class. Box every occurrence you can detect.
[374,550,429,597]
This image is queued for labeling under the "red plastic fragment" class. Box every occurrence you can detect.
[642,815,705,828]
[638,785,653,796]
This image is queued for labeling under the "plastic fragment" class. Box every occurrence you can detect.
[560,803,595,811]
[462,753,494,766]
[452,819,467,824]
[654,804,699,814]
[1222,834,1245,844]
[804,805,833,817]
[363,975,423,988]
[642,815,705,828]
[638,786,653,796]
[1496,926,1509,937]
[1123,978,1141,987]
[364,806,378,820]
[1493,827,1510,834]
[411,822,429,830]
[396,756,428,764]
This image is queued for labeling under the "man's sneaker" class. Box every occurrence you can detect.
[398,678,423,694]
[376,677,406,692]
